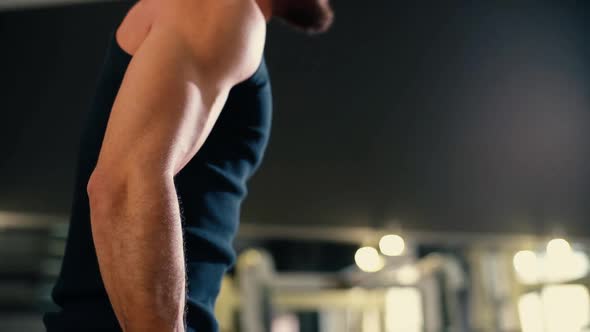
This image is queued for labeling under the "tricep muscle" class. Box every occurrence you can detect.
[95,25,230,178]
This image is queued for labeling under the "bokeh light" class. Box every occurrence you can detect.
[355,246,385,273]
[379,234,405,256]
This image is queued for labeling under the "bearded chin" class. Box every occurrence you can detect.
[278,1,334,34]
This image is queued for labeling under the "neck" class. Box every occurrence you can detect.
[256,0,273,21]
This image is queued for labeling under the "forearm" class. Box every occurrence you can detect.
[88,171,186,332]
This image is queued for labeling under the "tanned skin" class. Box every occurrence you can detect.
[86,0,332,331]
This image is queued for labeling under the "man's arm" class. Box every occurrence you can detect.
[86,1,266,331]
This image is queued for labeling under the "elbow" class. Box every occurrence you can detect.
[87,164,172,219]
[86,168,128,223]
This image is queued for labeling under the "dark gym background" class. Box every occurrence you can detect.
[3,1,590,234]
[2,0,590,331]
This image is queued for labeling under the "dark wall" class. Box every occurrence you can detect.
[1,1,590,235]
[0,2,132,214]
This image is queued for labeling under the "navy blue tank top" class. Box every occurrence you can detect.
[44,31,272,332]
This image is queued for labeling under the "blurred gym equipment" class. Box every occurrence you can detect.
[4,213,590,331]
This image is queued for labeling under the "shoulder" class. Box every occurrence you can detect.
[156,0,262,24]
[154,0,267,84]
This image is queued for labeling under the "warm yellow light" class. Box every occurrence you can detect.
[518,292,544,332]
[518,286,590,332]
[544,250,589,283]
[379,234,405,256]
[546,238,572,259]
[385,287,423,332]
[362,309,381,332]
[513,250,540,284]
[272,314,300,332]
[355,247,385,273]
[514,246,589,285]
[542,285,590,332]
[397,265,420,285]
